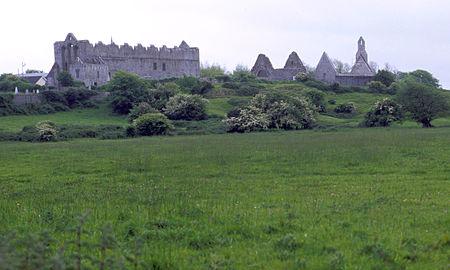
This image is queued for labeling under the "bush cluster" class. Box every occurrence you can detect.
[176,76,213,95]
[133,113,173,136]
[334,103,356,114]
[225,93,316,132]
[164,94,208,121]
[0,89,98,116]
[362,98,403,127]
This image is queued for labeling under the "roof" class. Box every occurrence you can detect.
[17,73,48,84]
[316,52,336,72]
[350,56,374,75]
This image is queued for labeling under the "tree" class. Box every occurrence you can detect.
[57,71,75,87]
[26,69,44,74]
[332,59,351,73]
[396,80,449,127]
[369,61,378,73]
[200,63,226,78]
[107,71,149,114]
[374,70,396,87]
[231,65,256,82]
[406,70,440,88]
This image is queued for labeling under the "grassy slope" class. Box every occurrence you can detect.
[0,103,128,132]
[1,128,449,269]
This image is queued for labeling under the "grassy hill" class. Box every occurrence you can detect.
[0,128,449,268]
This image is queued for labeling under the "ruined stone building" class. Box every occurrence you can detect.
[251,52,306,80]
[314,37,375,86]
[47,33,200,88]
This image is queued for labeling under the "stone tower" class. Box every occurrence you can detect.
[314,36,375,86]
[355,36,368,63]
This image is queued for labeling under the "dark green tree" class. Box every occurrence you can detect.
[406,70,440,88]
[396,80,449,127]
[57,71,75,87]
[374,70,396,87]
[107,71,149,114]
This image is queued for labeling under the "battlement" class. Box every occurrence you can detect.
[47,33,200,88]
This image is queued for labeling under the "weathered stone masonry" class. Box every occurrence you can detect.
[47,33,200,88]
[251,37,375,86]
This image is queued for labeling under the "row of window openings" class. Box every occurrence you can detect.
[75,63,167,79]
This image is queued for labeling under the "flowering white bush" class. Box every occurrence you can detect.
[225,93,316,132]
[224,106,269,133]
[362,98,402,127]
[35,120,57,142]
[164,94,208,120]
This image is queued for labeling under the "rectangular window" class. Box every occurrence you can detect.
[75,69,80,79]
[97,71,100,79]
[162,63,166,71]
[153,63,157,70]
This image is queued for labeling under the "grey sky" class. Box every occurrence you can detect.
[1,0,449,88]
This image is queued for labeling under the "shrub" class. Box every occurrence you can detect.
[294,72,311,82]
[303,80,330,91]
[57,71,75,87]
[125,125,137,137]
[147,82,180,111]
[40,90,67,105]
[334,103,356,114]
[386,82,401,95]
[250,93,316,129]
[222,82,240,89]
[225,93,316,132]
[231,66,256,82]
[18,125,39,142]
[134,113,173,136]
[304,89,326,112]
[63,88,97,108]
[164,94,208,121]
[35,121,58,141]
[176,76,213,95]
[362,98,403,127]
[374,70,396,87]
[235,83,264,96]
[224,106,269,133]
[128,102,159,123]
[367,81,387,93]
[328,99,336,105]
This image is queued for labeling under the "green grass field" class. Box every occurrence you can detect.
[1,128,449,269]
[0,103,128,133]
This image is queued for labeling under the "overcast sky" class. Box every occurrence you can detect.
[1,0,449,88]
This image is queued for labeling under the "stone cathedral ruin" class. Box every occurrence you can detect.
[46,33,200,88]
[251,37,375,86]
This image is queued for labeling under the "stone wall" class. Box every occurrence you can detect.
[48,34,200,88]
[12,94,42,105]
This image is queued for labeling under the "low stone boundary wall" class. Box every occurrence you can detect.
[11,91,110,105]
[12,94,42,105]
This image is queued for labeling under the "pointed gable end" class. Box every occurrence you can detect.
[179,40,190,48]
[283,52,306,72]
[314,52,337,84]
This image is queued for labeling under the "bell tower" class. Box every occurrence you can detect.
[355,36,368,63]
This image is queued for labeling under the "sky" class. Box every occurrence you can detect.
[1,0,449,89]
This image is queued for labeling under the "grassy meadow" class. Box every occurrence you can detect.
[1,128,449,269]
